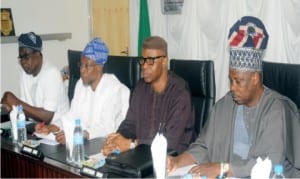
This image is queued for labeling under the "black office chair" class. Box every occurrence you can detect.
[104,56,141,92]
[262,61,300,110]
[170,59,216,136]
[67,49,81,102]
[263,62,300,176]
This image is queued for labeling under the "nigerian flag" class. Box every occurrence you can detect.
[138,0,151,56]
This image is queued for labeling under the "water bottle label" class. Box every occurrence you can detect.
[17,120,26,128]
[74,134,83,145]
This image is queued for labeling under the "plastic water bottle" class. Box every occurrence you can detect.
[72,119,85,167]
[271,164,285,179]
[17,105,27,147]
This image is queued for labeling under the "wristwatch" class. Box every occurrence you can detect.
[129,139,136,149]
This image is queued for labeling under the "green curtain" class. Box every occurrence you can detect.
[138,0,151,56]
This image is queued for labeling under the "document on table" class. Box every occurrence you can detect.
[167,164,196,177]
[34,132,59,145]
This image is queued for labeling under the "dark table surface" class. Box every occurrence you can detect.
[1,122,105,159]
[1,121,106,177]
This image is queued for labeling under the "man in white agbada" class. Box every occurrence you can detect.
[1,32,69,125]
[37,38,130,143]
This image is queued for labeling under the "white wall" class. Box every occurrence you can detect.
[1,0,91,97]
[130,0,300,100]
[2,0,299,101]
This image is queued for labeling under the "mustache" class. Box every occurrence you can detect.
[231,92,238,98]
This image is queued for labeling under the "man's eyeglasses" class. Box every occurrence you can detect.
[79,63,98,70]
[17,52,37,61]
[138,55,166,65]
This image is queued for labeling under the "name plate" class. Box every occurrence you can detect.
[20,145,44,160]
[80,166,105,178]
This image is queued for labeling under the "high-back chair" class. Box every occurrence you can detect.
[170,59,216,136]
[262,62,300,174]
[67,49,81,102]
[262,61,300,110]
[104,56,141,92]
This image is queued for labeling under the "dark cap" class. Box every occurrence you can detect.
[18,32,42,51]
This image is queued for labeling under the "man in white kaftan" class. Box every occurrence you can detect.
[65,74,129,139]
[1,32,69,125]
[20,59,69,125]
[36,38,130,143]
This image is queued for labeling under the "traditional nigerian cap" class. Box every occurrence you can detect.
[82,37,109,65]
[228,16,269,72]
[18,32,42,51]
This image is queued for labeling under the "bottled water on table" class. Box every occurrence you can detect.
[17,105,27,147]
[271,164,285,179]
[72,119,85,167]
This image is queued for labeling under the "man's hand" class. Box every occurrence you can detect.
[111,134,131,152]
[47,124,60,133]
[35,122,48,134]
[102,133,131,156]
[167,156,179,174]
[102,133,120,156]
[35,123,60,135]
[55,131,66,144]
[1,92,20,111]
[188,162,222,178]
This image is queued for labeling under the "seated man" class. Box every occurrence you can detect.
[1,32,69,125]
[38,38,130,143]
[167,16,300,178]
[102,36,195,155]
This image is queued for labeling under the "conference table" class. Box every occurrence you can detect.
[1,122,105,178]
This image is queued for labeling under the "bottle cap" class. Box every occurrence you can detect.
[274,164,283,174]
[75,119,81,125]
[18,105,23,111]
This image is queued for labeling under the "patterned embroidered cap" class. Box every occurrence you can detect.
[18,32,42,51]
[228,16,269,72]
[82,37,109,65]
